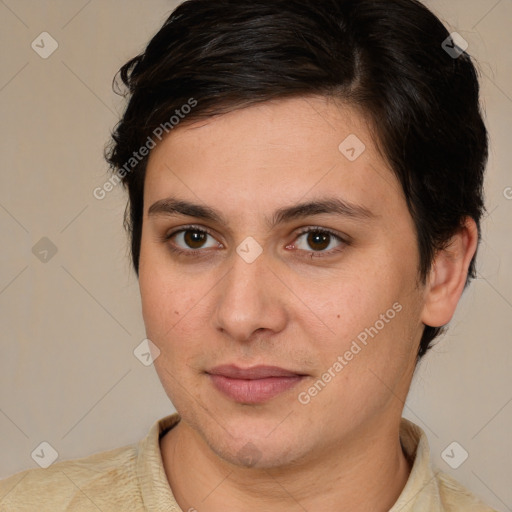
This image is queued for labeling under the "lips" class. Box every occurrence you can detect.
[208,365,304,379]
[206,365,306,404]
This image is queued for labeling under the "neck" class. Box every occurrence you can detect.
[160,415,412,512]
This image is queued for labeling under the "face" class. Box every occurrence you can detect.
[139,96,427,469]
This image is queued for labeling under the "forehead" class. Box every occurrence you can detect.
[143,96,405,224]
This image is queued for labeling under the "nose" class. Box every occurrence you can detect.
[213,246,288,343]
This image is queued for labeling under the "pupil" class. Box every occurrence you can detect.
[308,232,329,251]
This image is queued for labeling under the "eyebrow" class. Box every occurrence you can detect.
[147,196,376,229]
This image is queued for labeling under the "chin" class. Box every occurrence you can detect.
[198,419,309,470]
[215,439,301,470]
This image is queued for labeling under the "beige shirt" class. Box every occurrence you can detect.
[0,414,496,511]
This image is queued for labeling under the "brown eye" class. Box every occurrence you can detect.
[306,231,331,251]
[166,227,221,254]
[183,230,208,249]
[292,228,346,257]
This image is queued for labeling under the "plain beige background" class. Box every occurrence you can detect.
[0,0,510,510]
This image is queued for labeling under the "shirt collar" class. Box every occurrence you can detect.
[137,412,181,511]
[389,418,441,511]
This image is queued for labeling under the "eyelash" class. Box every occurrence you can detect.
[163,225,348,259]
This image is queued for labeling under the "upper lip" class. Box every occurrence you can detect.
[207,365,305,379]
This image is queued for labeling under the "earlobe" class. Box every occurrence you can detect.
[420,217,479,328]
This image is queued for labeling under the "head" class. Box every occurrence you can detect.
[106,0,487,468]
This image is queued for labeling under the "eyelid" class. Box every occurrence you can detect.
[294,226,349,243]
[165,224,213,238]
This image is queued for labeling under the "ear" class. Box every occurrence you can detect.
[421,217,479,328]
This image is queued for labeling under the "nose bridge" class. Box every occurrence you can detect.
[213,244,287,342]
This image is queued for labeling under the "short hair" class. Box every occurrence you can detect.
[105,0,488,359]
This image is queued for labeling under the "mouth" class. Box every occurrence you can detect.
[206,365,308,404]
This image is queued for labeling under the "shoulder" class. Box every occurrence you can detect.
[0,443,143,511]
[434,468,498,512]
[397,418,497,512]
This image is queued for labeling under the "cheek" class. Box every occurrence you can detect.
[139,237,185,342]
[293,265,396,343]
[138,243,214,366]
[296,261,420,379]
[139,262,203,404]
[139,267,197,344]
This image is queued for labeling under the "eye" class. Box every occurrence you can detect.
[164,225,348,259]
[165,226,222,255]
[290,228,347,257]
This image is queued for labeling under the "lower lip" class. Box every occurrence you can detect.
[209,375,304,404]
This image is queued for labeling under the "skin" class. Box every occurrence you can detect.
[138,96,478,512]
